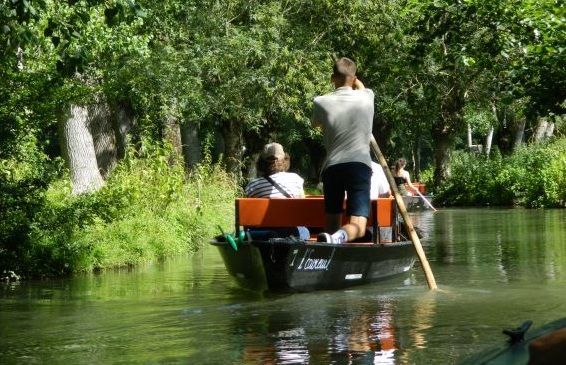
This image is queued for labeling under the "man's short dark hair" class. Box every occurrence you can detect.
[333,57,357,78]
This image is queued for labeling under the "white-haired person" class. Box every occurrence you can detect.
[245,142,308,240]
[245,142,305,198]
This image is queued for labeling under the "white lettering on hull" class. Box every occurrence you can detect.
[296,248,335,271]
[289,249,299,267]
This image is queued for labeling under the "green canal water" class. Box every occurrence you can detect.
[1,208,565,364]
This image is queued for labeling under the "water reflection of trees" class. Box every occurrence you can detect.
[431,209,566,284]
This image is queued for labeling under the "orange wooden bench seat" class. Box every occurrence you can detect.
[235,197,397,243]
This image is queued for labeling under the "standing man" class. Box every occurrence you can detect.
[312,57,374,243]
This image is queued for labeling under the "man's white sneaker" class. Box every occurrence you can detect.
[316,232,344,244]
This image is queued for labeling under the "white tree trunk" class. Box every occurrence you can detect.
[533,118,549,143]
[467,124,482,153]
[61,105,105,195]
[485,127,494,156]
[513,118,526,150]
[16,46,24,70]
[544,122,555,139]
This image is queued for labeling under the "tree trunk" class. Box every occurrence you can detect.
[485,127,494,156]
[432,132,453,187]
[544,122,555,139]
[467,124,473,148]
[181,123,202,169]
[533,118,549,143]
[89,102,117,178]
[114,102,134,159]
[512,118,526,151]
[373,117,393,161]
[163,112,183,165]
[433,86,464,186]
[60,105,105,195]
[220,120,244,178]
[412,138,422,182]
[484,104,497,156]
[246,152,261,179]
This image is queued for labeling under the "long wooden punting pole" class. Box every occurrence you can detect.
[415,190,437,212]
[370,135,438,290]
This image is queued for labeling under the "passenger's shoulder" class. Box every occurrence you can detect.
[313,94,327,104]
[280,172,304,182]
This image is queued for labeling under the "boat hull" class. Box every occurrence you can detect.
[211,239,416,292]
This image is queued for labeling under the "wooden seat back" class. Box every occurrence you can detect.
[412,183,426,194]
[235,197,397,243]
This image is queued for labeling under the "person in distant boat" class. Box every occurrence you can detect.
[370,161,391,199]
[393,158,418,196]
[312,57,374,244]
[245,142,305,198]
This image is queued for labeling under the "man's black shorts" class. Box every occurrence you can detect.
[321,162,371,218]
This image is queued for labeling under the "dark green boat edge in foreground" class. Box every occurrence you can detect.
[458,318,566,365]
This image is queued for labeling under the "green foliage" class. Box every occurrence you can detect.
[500,138,566,207]
[1,0,564,278]
[0,126,61,272]
[435,138,566,207]
[9,151,238,277]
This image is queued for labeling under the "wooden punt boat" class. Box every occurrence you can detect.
[211,197,417,292]
[458,318,566,365]
[402,195,434,211]
[402,182,434,211]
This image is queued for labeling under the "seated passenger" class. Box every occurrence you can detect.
[245,142,308,240]
[370,161,391,199]
[393,158,418,196]
[245,142,305,198]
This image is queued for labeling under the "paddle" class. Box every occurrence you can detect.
[413,189,437,212]
[370,135,438,290]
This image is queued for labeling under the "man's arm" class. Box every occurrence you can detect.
[311,98,323,128]
[353,78,365,90]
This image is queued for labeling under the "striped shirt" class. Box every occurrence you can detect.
[245,172,305,198]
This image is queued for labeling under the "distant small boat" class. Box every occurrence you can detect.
[402,182,434,211]
[402,194,434,211]
[457,318,566,365]
[211,197,417,292]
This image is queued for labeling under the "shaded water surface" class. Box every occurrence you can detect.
[1,209,565,364]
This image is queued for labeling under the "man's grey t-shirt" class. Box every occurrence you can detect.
[312,86,374,172]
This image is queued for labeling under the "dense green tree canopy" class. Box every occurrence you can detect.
[1,0,564,272]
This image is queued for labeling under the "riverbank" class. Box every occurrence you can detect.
[1,153,239,279]
[431,138,566,208]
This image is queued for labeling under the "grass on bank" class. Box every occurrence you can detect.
[24,152,239,277]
